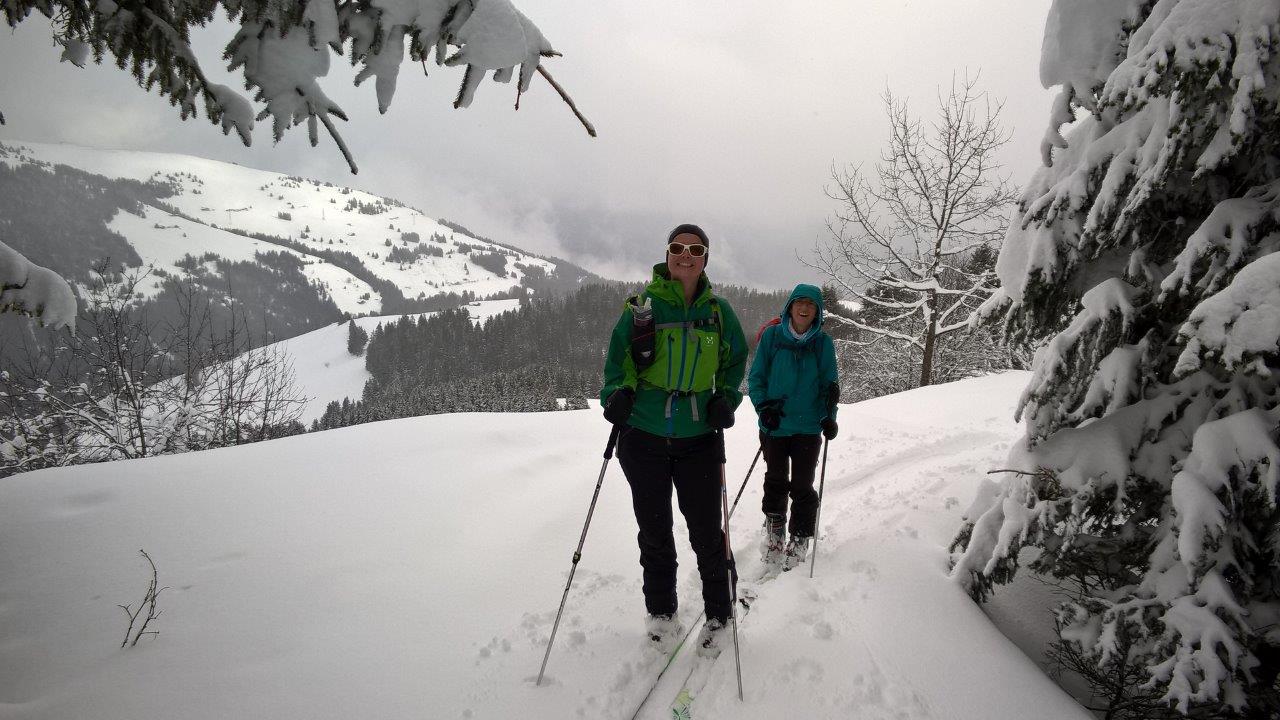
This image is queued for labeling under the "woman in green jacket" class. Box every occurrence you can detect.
[748,283,839,570]
[600,223,749,657]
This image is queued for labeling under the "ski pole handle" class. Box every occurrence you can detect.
[604,424,620,459]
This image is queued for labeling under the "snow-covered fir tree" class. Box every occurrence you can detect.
[347,319,368,356]
[1,0,591,173]
[951,1,1280,717]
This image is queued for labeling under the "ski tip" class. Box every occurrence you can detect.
[671,689,694,720]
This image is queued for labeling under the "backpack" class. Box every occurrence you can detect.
[627,292,723,392]
[756,316,781,344]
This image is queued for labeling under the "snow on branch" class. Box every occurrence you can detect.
[1143,407,1280,713]
[1161,180,1280,302]
[0,240,76,330]
[1173,251,1280,379]
[1015,278,1142,435]
[6,0,593,174]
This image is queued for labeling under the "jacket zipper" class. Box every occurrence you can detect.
[665,334,675,389]
[670,308,693,436]
[686,340,703,392]
[665,334,676,437]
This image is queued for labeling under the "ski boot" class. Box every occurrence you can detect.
[645,613,684,649]
[695,616,729,658]
[783,535,811,571]
[761,513,786,568]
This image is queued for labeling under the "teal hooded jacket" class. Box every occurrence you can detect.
[748,284,839,436]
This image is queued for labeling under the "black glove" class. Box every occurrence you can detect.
[826,383,841,414]
[820,417,838,440]
[706,393,735,430]
[603,388,635,425]
[757,399,783,432]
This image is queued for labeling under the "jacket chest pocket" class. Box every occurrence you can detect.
[641,326,719,391]
[684,329,719,391]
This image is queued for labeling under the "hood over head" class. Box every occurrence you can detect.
[782,284,825,331]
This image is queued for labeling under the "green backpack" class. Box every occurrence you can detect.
[627,293,723,393]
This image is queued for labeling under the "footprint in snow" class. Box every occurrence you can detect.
[476,636,513,660]
[849,559,880,580]
[779,656,825,684]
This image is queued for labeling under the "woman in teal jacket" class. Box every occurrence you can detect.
[747,283,839,570]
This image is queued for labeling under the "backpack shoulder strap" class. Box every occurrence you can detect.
[756,316,781,344]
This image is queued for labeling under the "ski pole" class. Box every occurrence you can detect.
[728,444,763,518]
[809,436,830,579]
[537,425,620,686]
[718,430,744,701]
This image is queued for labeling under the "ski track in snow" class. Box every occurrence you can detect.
[463,373,1086,720]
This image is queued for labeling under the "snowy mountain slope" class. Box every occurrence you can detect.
[104,205,383,314]
[0,141,578,316]
[269,300,524,423]
[0,372,1091,720]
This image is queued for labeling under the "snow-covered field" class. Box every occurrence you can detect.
[1,141,559,315]
[0,371,1092,719]
[274,300,525,423]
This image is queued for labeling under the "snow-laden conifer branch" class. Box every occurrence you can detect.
[3,0,592,173]
[0,239,76,329]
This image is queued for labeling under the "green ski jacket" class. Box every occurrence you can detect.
[600,264,749,438]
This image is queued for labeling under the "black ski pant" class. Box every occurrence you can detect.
[760,432,822,538]
[617,427,738,623]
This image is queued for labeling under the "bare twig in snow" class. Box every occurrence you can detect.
[118,549,168,647]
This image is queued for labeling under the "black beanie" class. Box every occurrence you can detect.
[666,223,710,265]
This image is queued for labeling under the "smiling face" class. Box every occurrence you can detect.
[666,232,707,285]
[789,297,818,333]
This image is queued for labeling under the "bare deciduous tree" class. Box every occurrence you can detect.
[0,265,306,475]
[810,73,1018,386]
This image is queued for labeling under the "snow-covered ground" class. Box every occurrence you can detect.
[1,141,559,315]
[0,371,1091,719]
[274,299,525,423]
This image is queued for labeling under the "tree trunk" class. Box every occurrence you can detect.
[919,290,938,386]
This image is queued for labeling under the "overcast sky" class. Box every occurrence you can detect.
[1,0,1053,288]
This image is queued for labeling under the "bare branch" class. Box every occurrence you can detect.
[811,71,1017,387]
[535,66,597,138]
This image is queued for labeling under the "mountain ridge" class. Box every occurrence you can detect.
[0,140,597,320]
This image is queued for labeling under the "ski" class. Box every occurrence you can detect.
[626,541,792,718]
[625,610,703,720]
[667,590,756,720]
